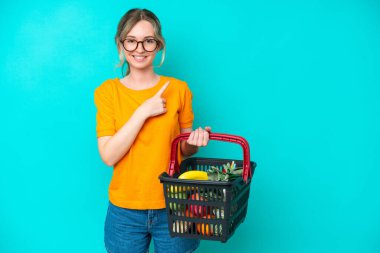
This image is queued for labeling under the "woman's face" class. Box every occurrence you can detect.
[122,20,158,72]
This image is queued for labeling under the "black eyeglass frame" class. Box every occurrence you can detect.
[120,38,159,52]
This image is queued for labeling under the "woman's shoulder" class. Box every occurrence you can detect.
[94,78,119,93]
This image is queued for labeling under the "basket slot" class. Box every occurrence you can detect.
[213,206,225,219]
[213,224,223,237]
[194,218,221,237]
[206,206,211,217]
[190,222,197,235]
[207,188,213,201]
[217,188,226,202]
[172,219,189,234]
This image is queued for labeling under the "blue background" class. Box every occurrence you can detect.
[1,0,379,252]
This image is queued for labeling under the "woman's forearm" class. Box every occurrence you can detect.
[100,108,148,166]
[180,141,199,157]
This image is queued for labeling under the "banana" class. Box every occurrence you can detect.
[178,171,208,180]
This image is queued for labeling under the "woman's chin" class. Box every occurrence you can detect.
[127,59,154,70]
[129,64,154,72]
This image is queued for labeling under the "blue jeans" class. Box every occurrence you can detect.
[104,201,200,253]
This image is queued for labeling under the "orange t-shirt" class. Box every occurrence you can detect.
[94,75,194,209]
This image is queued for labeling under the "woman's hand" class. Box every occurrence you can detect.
[187,126,212,147]
[137,81,170,119]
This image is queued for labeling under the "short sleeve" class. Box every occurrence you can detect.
[179,83,195,128]
[94,83,116,137]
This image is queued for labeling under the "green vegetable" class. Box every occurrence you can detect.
[168,192,187,211]
[207,161,243,181]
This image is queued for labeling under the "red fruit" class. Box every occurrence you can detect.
[185,209,194,218]
[189,193,207,217]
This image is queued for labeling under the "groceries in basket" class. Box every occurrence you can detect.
[159,132,257,242]
[177,161,243,182]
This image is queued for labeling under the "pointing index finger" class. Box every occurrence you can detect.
[155,81,170,97]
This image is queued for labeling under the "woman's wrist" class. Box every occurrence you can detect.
[135,107,149,121]
[181,141,199,157]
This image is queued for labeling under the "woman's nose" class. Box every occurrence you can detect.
[136,42,145,53]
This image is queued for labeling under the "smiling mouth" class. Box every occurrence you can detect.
[132,55,147,62]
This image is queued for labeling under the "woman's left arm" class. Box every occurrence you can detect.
[180,126,212,157]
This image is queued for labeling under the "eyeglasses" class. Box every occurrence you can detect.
[121,38,159,52]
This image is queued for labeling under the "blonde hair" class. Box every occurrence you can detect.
[115,8,166,76]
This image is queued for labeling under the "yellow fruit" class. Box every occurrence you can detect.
[178,171,208,180]
[196,215,215,236]
[169,185,185,193]
[168,185,193,195]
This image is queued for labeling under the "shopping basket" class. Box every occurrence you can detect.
[159,132,256,243]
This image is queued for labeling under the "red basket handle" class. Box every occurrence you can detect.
[169,132,252,183]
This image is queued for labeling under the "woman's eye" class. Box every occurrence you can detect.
[126,39,135,44]
[146,39,155,44]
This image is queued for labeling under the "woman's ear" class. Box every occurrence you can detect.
[156,42,162,52]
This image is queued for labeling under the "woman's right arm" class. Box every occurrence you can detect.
[97,81,170,166]
[97,108,148,166]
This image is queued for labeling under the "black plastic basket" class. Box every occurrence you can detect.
[159,132,256,243]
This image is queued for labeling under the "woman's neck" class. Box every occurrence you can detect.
[126,67,159,87]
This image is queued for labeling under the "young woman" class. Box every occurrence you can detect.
[94,8,211,253]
